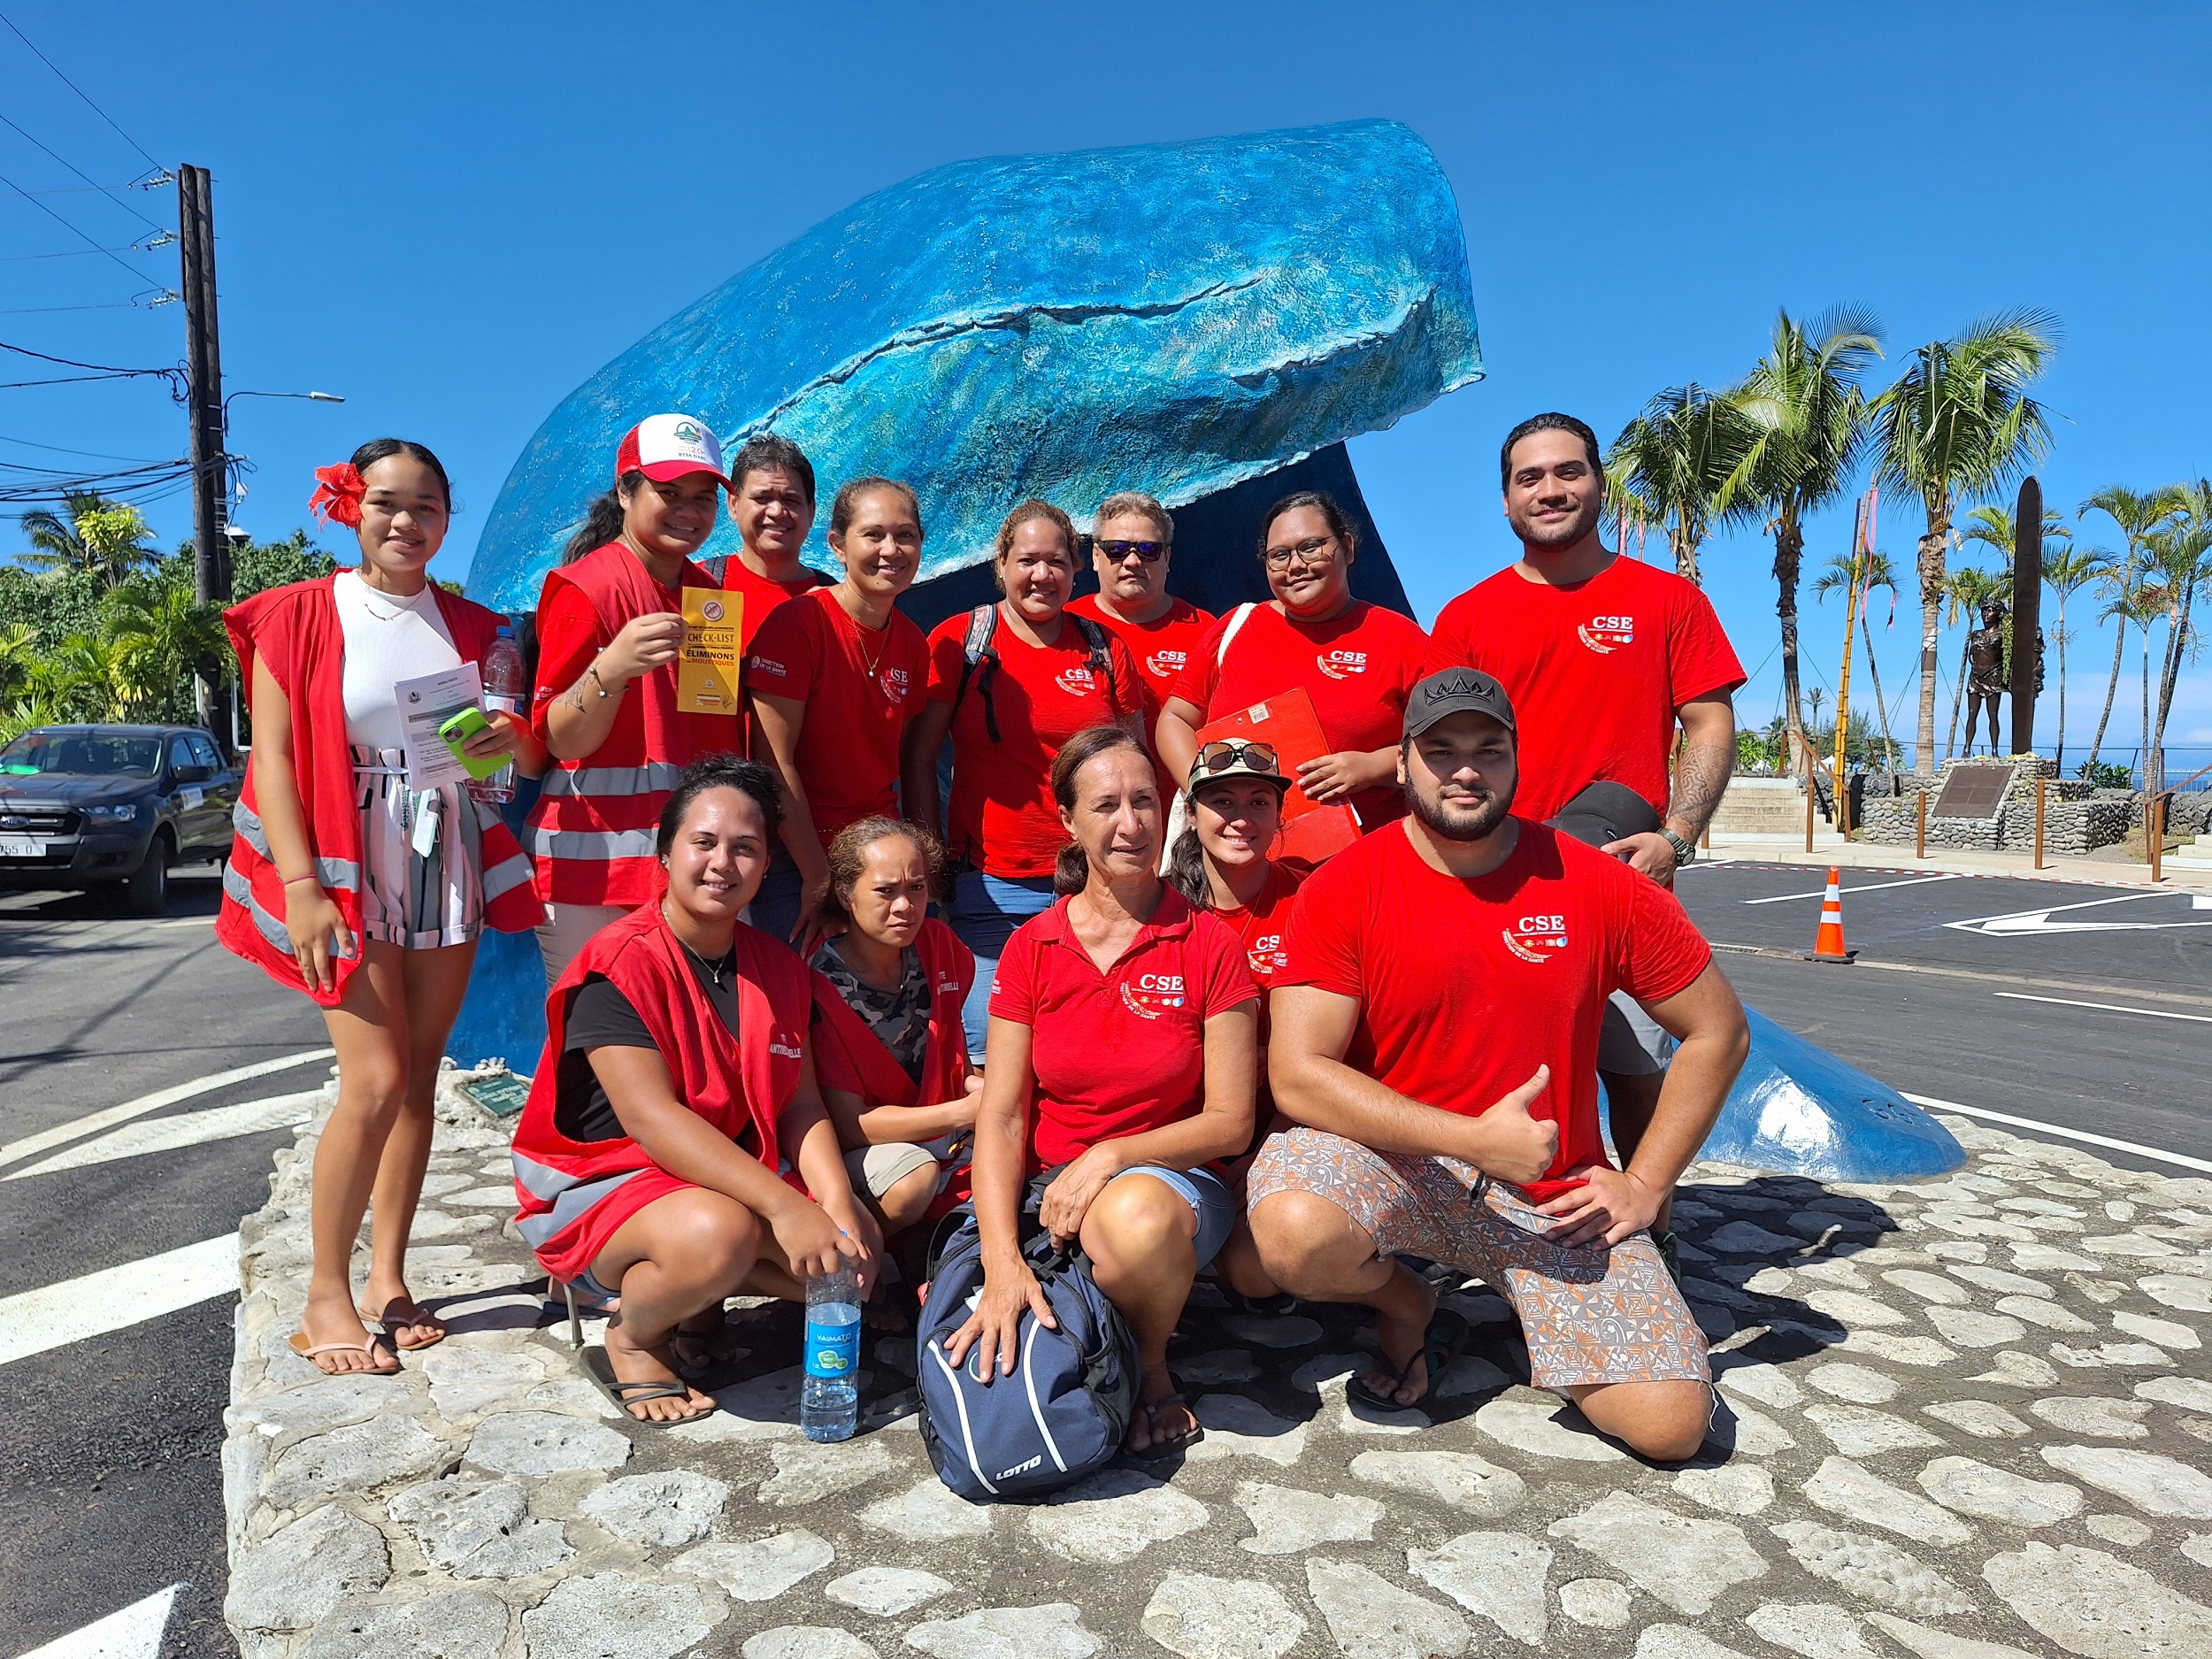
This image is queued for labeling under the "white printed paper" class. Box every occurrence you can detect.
[395,662,485,791]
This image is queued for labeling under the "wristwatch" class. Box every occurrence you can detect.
[1660,827,1697,867]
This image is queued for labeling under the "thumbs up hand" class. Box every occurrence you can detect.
[1469,1066,1557,1187]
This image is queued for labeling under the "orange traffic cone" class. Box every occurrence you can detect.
[1807,866,1856,964]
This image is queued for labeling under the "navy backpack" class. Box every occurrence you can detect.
[915,1209,1139,1501]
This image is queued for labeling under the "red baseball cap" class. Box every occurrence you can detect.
[615,413,728,486]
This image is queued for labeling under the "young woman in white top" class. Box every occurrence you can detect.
[219,439,546,1373]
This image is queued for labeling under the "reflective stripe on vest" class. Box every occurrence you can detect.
[513,1165,648,1249]
[539,762,685,800]
[481,846,536,903]
[223,862,294,953]
[526,825,659,863]
[232,801,359,892]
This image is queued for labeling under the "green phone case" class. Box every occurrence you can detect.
[437,708,511,780]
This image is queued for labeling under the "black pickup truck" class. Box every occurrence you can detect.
[0,724,242,913]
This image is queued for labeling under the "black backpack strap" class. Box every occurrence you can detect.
[1067,614,1118,710]
[953,603,1003,744]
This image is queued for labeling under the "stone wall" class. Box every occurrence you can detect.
[1859,757,2129,853]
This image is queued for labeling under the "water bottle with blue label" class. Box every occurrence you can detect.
[801,1257,860,1441]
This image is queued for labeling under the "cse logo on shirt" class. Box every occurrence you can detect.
[878,666,913,703]
[1577,614,1636,655]
[1248,933,1288,977]
[1502,913,1570,964]
[1145,649,1188,680]
[1316,649,1369,680]
[1056,664,1100,697]
[1120,972,1187,1019]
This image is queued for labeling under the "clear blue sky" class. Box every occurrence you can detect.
[5,2,2208,767]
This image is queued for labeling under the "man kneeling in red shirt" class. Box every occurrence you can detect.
[1221,670,1748,1463]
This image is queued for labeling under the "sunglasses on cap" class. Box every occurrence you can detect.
[1096,539,1166,563]
[1194,739,1281,777]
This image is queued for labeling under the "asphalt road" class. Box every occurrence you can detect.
[0,867,325,1659]
[0,856,2205,1655]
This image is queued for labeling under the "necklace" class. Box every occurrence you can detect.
[351,570,426,622]
[662,900,736,987]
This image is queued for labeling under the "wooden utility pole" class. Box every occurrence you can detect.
[178,165,227,608]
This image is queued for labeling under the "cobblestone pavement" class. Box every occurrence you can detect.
[221,1078,2212,1659]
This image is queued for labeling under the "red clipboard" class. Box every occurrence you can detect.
[1195,686,1360,864]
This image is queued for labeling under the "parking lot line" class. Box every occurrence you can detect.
[1902,1092,2212,1175]
[1740,872,1963,905]
[1993,991,2212,1025]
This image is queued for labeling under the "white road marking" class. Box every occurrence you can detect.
[2196,895,2212,910]
[18,1583,179,1658]
[1902,1092,2212,1175]
[150,915,213,928]
[0,1234,238,1367]
[1740,872,1963,905]
[0,1048,333,1171]
[1993,991,2212,1025]
[1945,889,2212,935]
[4,1090,322,1181]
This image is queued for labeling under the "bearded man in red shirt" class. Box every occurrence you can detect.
[1427,413,1745,1265]
[1224,670,1747,1463]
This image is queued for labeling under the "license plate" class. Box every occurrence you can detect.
[0,835,45,857]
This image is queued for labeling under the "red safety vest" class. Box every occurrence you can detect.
[809,918,975,1113]
[216,576,544,1007]
[509,903,810,1264]
[524,543,741,906]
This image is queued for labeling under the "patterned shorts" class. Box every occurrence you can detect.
[1247,1126,1709,1391]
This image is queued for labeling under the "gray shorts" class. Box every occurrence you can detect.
[844,1141,950,1200]
[1597,990,1675,1077]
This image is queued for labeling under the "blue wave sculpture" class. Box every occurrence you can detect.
[465,119,1481,613]
[1687,1007,1965,1180]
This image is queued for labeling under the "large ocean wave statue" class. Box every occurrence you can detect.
[450,119,1961,1183]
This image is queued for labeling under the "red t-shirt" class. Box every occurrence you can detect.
[925,608,1145,878]
[987,890,1259,1171]
[1067,594,1216,718]
[1210,859,1305,987]
[746,588,929,849]
[718,557,833,656]
[1425,557,1745,823]
[1172,601,1432,829]
[1278,819,1711,1202]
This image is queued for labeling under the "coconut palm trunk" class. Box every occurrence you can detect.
[1774,520,1807,772]
[1917,527,1950,772]
[2086,618,2125,768]
[1862,605,1897,769]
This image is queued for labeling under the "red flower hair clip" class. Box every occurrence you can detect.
[309,463,365,527]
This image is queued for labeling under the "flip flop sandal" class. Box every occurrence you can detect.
[357,1298,447,1352]
[1347,1310,1468,1410]
[581,1345,714,1425]
[289,1333,397,1374]
[1126,1387,1203,1462]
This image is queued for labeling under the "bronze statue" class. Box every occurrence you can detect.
[1965,597,2008,757]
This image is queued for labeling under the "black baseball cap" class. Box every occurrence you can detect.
[1403,668,1517,740]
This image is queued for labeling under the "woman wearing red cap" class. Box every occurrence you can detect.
[1156,490,1430,839]
[526,413,738,981]
[219,440,545,1373]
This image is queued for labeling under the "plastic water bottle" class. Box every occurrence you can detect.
[801,1259,861,1441]
[471,625,525,805]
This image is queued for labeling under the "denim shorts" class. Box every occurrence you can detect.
[1027,1164,1239,1270]
[948,870,1057,1054]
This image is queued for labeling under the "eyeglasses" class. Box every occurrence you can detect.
[1261,534,1338,570]
[1096,539,1166,564]
[1194,739,1280,777]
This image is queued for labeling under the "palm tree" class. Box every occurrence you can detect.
[19,494,159,587]
[2099,582,2164,787]
[1605,384,1760,585]
[2041,544,2111,771]
[2143,480,2212,799]
[1725,305,1883,775]
[2078,485,2183,768]
[103,581,227,720]
[1812,547,1903,772]
[1941,564,2009,759]
[1870,310,2059,775]
[1957,503,2072,572]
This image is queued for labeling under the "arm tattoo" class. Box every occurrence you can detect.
[1668,741,1733,840]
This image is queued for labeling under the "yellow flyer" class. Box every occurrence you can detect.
[678,588,742,714]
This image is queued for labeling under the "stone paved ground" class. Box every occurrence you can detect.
[221,1073,2212,1659]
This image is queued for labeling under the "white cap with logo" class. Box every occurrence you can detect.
[615,413,728,486]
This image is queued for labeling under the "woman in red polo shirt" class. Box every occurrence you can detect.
[746,478,929,949]
[906,501,1144,1052]
[1156,490,1430,835]
[942,725,1257,1458]
[526,412,739,982]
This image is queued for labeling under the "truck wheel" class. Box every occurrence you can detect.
[126,834,173,916]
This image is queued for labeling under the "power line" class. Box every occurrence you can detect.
[0,245,170,263]
[0,339,185,396]
[0,164,167,295]
[0,432,168,462]
[0,111,166,234]
[0,11,165,173]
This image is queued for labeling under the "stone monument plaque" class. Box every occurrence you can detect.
[1930,763,2016,820]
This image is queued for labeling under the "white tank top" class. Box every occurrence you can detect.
[333,569,461,750]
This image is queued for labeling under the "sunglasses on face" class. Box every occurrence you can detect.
[1096,539,1166,564]
[1194,739,1281,777]
[1261,534,1338,570]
